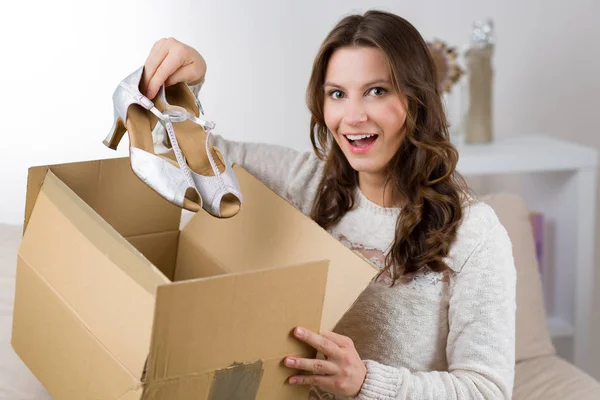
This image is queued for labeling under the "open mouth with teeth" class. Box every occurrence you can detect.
[344,133,379,151]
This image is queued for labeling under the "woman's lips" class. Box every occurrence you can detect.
[343,134,379,154]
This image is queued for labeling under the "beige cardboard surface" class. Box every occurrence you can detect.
[175,229,229,281]
[24,158,181,238]
[183,166,378,332]
[146,261,328,387]
[128,230,180,281]
[18,171,165,379]
[12,258,141,400]
[119,388,144,400]
[142,357,311,400]
[141,371,213,400]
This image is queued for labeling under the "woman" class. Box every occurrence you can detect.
[142,10,516,400]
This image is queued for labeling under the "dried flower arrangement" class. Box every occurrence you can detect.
[427,39,464,93]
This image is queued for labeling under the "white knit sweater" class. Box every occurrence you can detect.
[208,135,516,400]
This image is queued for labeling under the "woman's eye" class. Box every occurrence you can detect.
[329,90,344,99]
[369,87,387,96]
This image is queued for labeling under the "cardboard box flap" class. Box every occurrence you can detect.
[183,166,378,331]
[119,388,144,400]
[12,257,143,400]
[19,169,167,379]
[128,230,180,281]
[24,155,181,238]
[145,260,329,386]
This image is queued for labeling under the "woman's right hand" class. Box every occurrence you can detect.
[141,37,207,99]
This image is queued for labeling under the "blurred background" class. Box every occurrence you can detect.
[2,0,598,227]
[1,0,600,395]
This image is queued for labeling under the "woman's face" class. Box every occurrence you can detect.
[323,46,407,178]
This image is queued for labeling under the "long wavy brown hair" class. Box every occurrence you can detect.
[307,10,471,284]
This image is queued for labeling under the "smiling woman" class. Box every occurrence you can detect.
[319,46,406,197]
[141,9,516,400]
[305,12,469,281]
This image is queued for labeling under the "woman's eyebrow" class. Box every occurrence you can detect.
[323,79,391,89]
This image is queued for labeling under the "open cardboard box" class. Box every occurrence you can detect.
[11,154,378,399]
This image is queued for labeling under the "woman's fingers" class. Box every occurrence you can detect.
[146,51,183,98]
[321,330,355,349]
[284,356,338,375]
[164,63,200,88]
[142,37,206,99]
[141,38,170,95]
[294,327,344,360]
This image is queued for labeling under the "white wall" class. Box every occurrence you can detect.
[3,0,600,375]
[2,0,599,223]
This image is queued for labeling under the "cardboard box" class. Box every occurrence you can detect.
[11,155,377,399]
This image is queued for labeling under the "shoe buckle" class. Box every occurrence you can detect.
[138,95,155,110]
[161,106,188,123]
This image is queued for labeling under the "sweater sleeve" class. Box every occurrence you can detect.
[356,222,516,400]
[211,134,324,215]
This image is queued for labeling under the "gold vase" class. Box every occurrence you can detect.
[464,19,495,144]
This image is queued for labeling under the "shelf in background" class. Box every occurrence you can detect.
[456,135,598,175]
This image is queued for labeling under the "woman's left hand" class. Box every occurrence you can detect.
[285,326,367,397]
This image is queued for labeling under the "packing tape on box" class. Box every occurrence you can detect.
[208,360,264,399]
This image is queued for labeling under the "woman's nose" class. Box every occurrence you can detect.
[342,101,368,126]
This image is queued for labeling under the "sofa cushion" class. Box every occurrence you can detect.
[481,193,555,361]
[514,355,600,399]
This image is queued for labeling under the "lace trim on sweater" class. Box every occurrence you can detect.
[332,233,450,294]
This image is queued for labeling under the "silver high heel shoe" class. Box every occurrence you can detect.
[159,81,243,218]
[104,66,243,218]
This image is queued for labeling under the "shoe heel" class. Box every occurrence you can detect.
[103,108,127,150]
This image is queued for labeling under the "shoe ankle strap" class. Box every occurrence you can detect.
[151,104,225,191]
